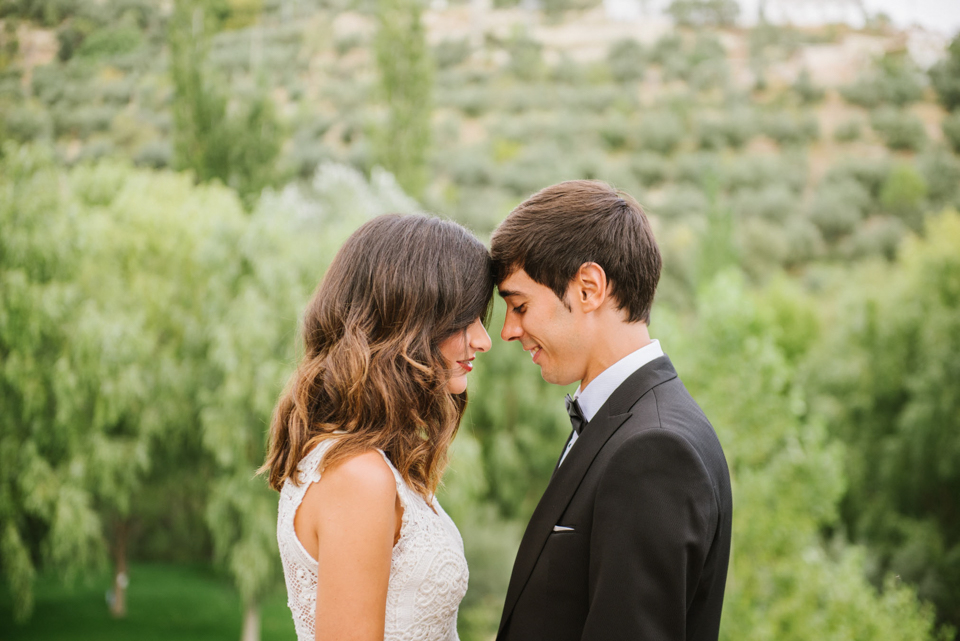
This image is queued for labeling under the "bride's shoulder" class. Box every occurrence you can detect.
[320,450,397,497]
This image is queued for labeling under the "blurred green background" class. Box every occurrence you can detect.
[2,0,960,639]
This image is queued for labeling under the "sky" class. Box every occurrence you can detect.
[736,0,960,37]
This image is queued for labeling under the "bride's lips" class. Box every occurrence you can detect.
[456,358,474,372]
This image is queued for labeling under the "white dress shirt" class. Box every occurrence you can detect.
[558,339,664,466]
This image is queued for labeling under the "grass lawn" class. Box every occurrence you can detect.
[0,563,296,641]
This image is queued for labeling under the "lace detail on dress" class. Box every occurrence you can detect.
[278,439,468,641]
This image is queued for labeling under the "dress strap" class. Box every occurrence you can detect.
[374,450,409,509]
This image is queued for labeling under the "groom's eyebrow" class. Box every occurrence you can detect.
[497,289,521,298]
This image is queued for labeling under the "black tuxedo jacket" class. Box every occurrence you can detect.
[496,355,732,641]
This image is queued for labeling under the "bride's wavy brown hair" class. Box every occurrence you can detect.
[261,214,493,500]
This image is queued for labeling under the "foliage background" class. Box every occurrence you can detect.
[1,0,960,639]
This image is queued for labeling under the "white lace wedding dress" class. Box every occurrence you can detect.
[278,438,469,641]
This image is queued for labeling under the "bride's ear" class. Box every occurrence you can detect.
[572,263,607,313]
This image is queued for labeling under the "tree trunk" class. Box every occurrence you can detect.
[109,519,129,618]
[240,601,260,641]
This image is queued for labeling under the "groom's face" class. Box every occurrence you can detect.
[498,268,588,386]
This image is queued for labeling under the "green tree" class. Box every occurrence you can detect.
[0,145,104,622]
[374,0,433,198]
[663,272,950,641]
[0,146,247,621]
[880,163,928,231]
[666,0,739,26]
[930,34,960,111]
[200,162,422,641]
[607,38,646,83]
[942,110,960,154]
[808,211,960,633]
[168,0,281,207]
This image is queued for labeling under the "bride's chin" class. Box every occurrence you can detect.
[446,375,467,395]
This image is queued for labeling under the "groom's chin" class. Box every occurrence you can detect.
[539,367,574,387]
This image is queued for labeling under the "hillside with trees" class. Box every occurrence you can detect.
[1,0,959,639]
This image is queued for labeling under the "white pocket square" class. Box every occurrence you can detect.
[553,525,575,532]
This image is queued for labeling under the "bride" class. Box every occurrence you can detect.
[261,214,493,640]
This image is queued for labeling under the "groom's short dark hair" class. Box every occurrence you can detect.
[491,180,661,324]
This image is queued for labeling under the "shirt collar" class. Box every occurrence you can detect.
[573,339,664,422]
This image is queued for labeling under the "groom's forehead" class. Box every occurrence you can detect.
[497,269,536,297]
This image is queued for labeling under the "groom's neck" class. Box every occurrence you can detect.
[579,320,651,390]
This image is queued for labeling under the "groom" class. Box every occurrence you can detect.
[490,180,732,641]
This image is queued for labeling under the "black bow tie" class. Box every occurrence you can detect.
[565,394,587,435]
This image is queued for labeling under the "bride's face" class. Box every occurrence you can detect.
[438,318,492,394]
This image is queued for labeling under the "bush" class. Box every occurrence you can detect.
[0,0,79,26]
[445,146,495,187]
[599,114,630,151]
[942,110,960,154]
[833,118,862,142]
[880,163,927,230]
[76,25,143,59]
[823,157,892,200]
[98,76,136,105]
[688,58,729,92]
[761,111,819,147]
[31,63,68,105]
[918,147,960,205]
[550,53,589,85]
[738,217,790,275]
[54,104,117,138]
[495,141,573,197]
[793,68,824,104]
[696,110,756,150]
[719,108,757,149]
[445,86,491,118]
[56,17,95,62]
[839,215,906,260]
[929,33,960,111]
[666,0,739,27]
[133,139,173,169]
[505,30,543,82]
[630,151,671,187]
[840,54,925,108]
[607,38,646,83]
[723,153,807,194]
[808,178,871,241]
[675,152,722,189]
[871,108,927,151]
[434,38,471,69]
[696,115,727,150]
[2,105,52,142]
[731,183,798,223]
[636,112,684,155]
[654,184,709,220]
[781,216,824,266]
[649,33,683,66]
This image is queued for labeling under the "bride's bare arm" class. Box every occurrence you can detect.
[294,451,401,641]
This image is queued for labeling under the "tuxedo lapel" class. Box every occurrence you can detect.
[498,356,679,635]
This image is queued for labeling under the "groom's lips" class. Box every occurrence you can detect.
[528,345,542,363]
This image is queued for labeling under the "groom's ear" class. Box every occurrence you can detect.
[571,262,607,314]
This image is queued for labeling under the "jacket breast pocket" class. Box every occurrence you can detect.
[542,530,589,592]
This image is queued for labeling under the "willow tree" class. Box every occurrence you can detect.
[664,272,950,640]
[0,145,104,622]
[0,146,247,619]
[809,211,960,632]
[200,163,421,641]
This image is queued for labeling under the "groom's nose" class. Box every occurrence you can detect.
[501,312,522,342]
